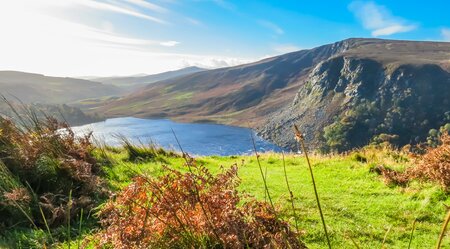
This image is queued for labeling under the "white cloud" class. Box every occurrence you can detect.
[442,28,450,41]
[122,0,168,13]
[186,17,203,26]
[75,0,167,24]
[0,2,251,76]
[181,57,252,69]
[273,44,301,54]
[160,41,180,47]
[258,20,284,35]
[349,1,417,37]
[212,0,235,11]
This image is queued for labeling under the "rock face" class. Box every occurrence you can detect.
[259,55,450,150]
[98,38,450,151]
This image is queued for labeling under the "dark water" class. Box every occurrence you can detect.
[72,117,282,156]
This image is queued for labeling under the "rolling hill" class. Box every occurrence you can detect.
[97,38,450,150]
[0,71,122,104]
[91,66,206,91]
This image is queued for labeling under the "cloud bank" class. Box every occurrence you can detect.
[349,1,417,36]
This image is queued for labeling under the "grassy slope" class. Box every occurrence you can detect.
[101,151,450,249]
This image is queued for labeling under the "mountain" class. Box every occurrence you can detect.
[0,71,122,104]
[98,38,450,150]
[92,66,206,90]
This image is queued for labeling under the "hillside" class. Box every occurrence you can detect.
[92,66,206,91]
[98,38,450,150]
[0,71,122,104]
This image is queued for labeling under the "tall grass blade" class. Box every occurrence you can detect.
[68,189,72,249]
[347,235,361,249]
[282,152,299,233]
[78,208,84,249]
[293,124,331,249]
[436,209,450,249]
[250,132,274,210]
[408,219,417,249]
[39,205,55,244]
[381,225,392,248]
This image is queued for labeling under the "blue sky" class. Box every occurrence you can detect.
[0,0,449,76]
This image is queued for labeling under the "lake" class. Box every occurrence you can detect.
[72,117,283,156]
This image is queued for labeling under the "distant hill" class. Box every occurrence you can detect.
[0,102,104,126]
[92,66,206,90]
[0,71,122,104]
[98,38,450,150]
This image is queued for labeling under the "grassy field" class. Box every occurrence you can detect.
[1,144,449,248]
[93,148,449,248]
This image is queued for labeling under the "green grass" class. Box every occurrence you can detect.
[2,148,449,248]
[100,150,450,248]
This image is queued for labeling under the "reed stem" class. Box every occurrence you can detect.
[68,189,72,249]
[282,152,299,233]
[381,225,392,248]
[78,208,83,249]
[436,209,450,249]
[408,219,416,249]
[250,132,275,210]
[293,124,331,249]
[39,205,55,244]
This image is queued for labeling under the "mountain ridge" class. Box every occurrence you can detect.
[91,66,206,90]
[94,38,450,150]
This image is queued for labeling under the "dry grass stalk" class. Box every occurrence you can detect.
[408,219,416,249]
[436,208,450,249]
[250,132,275,210]
[293,124,332,249]
[282,152,299,233]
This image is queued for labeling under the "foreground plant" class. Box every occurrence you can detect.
[0,102,107,238]
[95,160,305,248]
[294,124,332,249]
[379,133,450,190]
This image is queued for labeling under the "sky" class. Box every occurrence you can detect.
[0,0,449,77]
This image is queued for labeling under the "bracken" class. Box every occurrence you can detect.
[95,160,305,249]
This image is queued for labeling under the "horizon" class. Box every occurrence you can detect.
[1,0,450,77]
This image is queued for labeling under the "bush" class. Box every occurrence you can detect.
[0,113,107,229]
[95,160,305,249]
[379,133,450,190]
[410,133,450,190]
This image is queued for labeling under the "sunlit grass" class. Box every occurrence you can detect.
[97,149,450,248]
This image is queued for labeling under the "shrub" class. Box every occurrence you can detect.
[410,133,450,190]
[0,112,107,229]
[379,133,450,190]
[95,160,305,249]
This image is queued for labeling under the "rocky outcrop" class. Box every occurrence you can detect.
[259,55,450,150]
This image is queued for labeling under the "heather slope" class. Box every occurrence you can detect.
[97,38,450,149]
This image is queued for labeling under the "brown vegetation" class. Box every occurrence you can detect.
[380,133,450,190]
[0,114,107,228]
[95,160,305,249]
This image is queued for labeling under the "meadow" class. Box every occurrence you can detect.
[90,147,449,248]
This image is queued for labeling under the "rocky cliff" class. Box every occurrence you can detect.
[259,55,450,151]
